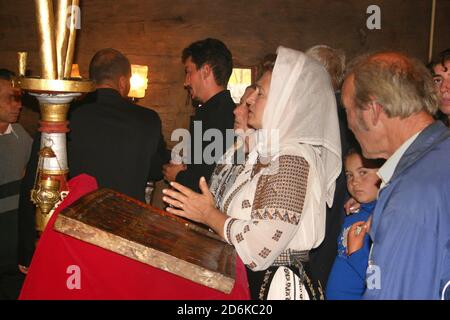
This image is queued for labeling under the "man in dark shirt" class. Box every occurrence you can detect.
[68,48,167,201]
[163,38,235,192]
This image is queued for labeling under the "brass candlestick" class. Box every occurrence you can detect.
[13,0,94,231]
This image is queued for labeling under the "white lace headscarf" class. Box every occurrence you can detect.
[257,46,341,207]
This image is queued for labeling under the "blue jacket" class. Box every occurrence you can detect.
[363,122,450,300]
[326,201,375,300]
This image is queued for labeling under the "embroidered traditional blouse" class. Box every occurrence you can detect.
[215,145,326,272]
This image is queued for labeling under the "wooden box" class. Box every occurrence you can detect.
[53,188,236,294]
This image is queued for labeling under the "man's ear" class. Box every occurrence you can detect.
[118,76,130,97]
[368,99,383,126]
[201,64,212,81]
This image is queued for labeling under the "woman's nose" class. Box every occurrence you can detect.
[246,91,257,105]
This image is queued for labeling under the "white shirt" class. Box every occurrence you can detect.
[377,131,421,190]
[0,124,13,136]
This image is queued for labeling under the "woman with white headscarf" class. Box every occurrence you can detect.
[163,46,341,300]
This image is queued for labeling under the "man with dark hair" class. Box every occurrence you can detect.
[0,68,32,298]
[163,38,235,192]
[429,48,450,127]
[68,48,167,200]
[181,38,233,89]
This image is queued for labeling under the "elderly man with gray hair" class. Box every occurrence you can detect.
[341,51,450,300]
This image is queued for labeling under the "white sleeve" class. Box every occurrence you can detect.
[224,155,310,271]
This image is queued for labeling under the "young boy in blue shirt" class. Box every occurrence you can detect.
[326,149,384,300]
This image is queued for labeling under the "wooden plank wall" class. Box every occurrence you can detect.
[0,0,449,142]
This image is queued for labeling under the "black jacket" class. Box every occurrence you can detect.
[175,90,235,192]
[68,88,166,201]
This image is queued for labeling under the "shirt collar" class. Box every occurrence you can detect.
[201,90,230,108]
[377,131,421,189]
[0,124,13,136]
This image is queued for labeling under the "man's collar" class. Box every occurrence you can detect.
[392,121,450,182]
[0,124,13,136]
[377,131,421,189]
[95,88,125,103]
[96,88,122,96]
[201,89,230,107]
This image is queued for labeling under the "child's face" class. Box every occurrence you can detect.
[345,153,380,204]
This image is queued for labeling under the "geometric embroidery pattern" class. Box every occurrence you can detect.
[272,249,310,267]
[259,269,273,300]
[251,155,309,225]
[213,164,226,177]
[252,208,300,224]
[213,164,245,210]
[251,159,270,178]
[226,218,237,244]
[223,179,249,215]
[236,233,244,243]
[242,199,251,209]
[258,247,271,259]
[272,230,283,241]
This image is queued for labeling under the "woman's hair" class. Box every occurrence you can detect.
[345,147,385,169]
[256,53,277,79]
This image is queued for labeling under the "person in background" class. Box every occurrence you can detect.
[326,148,383,299]
[209,84,256,207]
[163,38,235,193]
[429,48,450,127]
[0,69,32,299]
[68,48,167,201]
[209,57,276,204]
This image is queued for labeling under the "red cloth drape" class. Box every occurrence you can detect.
[19,174,250,300]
